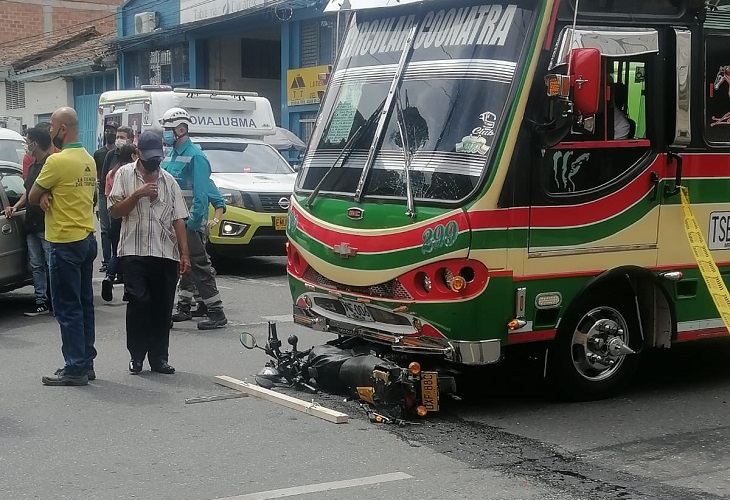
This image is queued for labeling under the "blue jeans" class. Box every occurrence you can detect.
[27,232,50,305]
[49,233,97,374]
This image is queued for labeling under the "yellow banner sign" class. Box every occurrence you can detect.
[681,186,730,332]
[287,65,330,106]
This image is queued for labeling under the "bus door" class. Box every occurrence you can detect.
[526,28,664,274]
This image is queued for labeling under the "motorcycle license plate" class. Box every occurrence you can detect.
[341,299,374,322]
[420,372,439,412]
[274,216,287,231]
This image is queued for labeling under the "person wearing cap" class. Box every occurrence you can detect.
[108,131,191,375]
[160,107,228,330]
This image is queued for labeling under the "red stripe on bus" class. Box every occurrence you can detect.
[676,328,728,342]
[293,205,470,253]
[507,329,557,344]
[553,140,651,149]
[544,0,561,51]
[514,261,730,282]
[470,167,654,230]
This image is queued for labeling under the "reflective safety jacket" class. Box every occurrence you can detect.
[207,178,226,213]
[161,137,212,232]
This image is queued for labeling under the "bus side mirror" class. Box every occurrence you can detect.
[569,48,601,115]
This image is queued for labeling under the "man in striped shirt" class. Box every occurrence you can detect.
[108,131,191,375]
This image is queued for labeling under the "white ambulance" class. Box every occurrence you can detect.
[97,86,296,257]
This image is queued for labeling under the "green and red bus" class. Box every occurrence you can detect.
[286,0,730,399]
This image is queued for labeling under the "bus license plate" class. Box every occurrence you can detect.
[420,372,439,412]
[274,216,287,230]
[341,299,374,322]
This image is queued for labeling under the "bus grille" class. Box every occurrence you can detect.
[303,267,413,300]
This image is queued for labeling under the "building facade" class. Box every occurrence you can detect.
[0,0,122,152]
[116,0,343,151]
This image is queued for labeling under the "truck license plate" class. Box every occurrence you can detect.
[274,216,287,230]
[340,299,374,322]
[420,372,439,412]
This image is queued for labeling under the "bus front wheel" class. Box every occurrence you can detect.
[549,295,641,400]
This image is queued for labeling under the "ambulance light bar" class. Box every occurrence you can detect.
[173,88,259,100]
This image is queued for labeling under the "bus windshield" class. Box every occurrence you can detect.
[298,0,537,203]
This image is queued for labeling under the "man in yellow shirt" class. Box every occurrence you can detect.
[30,107,98,387]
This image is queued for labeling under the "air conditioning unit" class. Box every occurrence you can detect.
[134,12,158,35]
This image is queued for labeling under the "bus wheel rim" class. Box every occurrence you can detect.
[570,306,629,382]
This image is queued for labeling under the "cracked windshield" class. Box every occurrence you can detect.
[298,1,536,202]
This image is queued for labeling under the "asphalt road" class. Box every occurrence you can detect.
[1,255,730,500]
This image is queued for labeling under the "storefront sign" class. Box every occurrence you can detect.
[287,65,331,106]
[180,0,276,24]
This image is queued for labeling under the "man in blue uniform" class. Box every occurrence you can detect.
[160,107,227,330]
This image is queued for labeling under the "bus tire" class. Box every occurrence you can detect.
[548,293,641,401]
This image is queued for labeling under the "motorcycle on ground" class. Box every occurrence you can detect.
[240,322,316,393]
[239,322,458,421]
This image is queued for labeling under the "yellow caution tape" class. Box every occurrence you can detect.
[680,186,730,332]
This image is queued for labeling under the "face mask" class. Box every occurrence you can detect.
[52,128,64,150]
[105,133,116,145]
[115,138,127,149]
[140,157,161,173]
[162,130,176,146]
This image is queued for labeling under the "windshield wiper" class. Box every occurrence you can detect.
[306,98,386,209]
[394,88,416,219]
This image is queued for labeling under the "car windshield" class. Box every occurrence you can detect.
[196,142,293,175]
[297,0,536,203]
[0,139,25,164]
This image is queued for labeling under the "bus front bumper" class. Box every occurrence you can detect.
[293,304,501,366]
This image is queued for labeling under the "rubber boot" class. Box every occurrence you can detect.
[197,310,227,330]
[191,301,208,318]
[172,304,192,322]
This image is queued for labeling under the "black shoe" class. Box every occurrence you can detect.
[197,311,227,330]
[42,368,88,386]
[150,362,175,374]
[172,307,192,322]
[56,366,95,381]
[98,264,107,273]
[101,277,113,302]
[191,302,208,318]
[113,275,124,284]
[129,359,143,374]
[24,303,50,317]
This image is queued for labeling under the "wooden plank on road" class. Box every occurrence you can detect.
[214,375,348,424]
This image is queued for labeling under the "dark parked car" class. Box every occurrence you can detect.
[0,162,32,292]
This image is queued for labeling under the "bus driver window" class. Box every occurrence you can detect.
[545,59,651,195]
